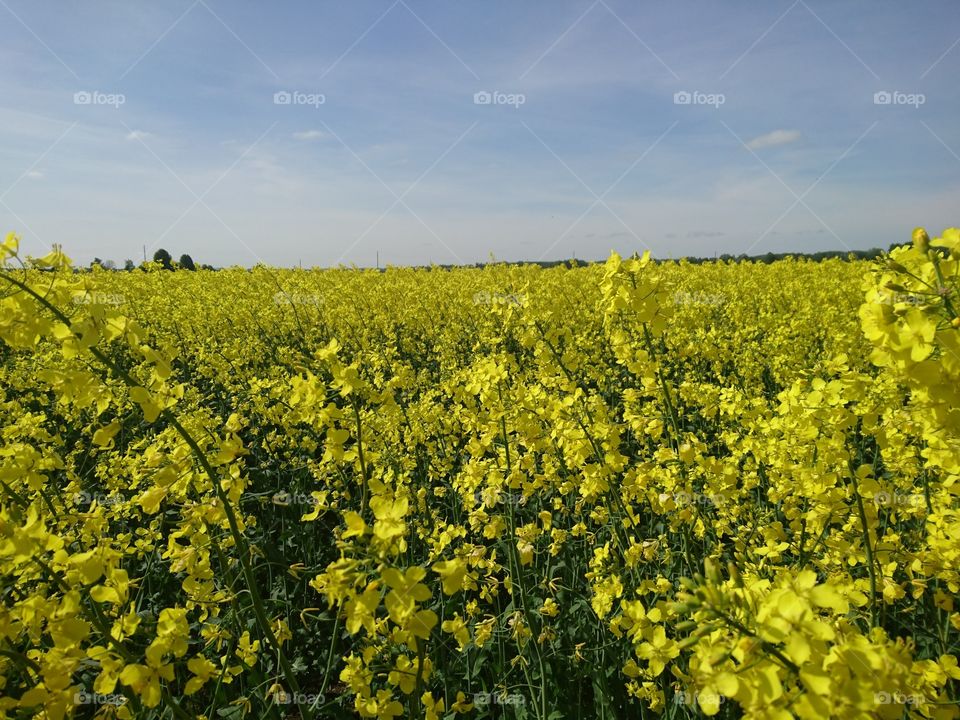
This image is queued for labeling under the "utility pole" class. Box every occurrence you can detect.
[376,251,379,270]
[142,245,146,263]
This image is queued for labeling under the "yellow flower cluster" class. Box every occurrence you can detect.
[0,228,957,719]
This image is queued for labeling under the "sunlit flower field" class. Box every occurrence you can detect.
[1,228,958,719]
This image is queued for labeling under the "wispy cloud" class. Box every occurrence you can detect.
[125,130,152,141]
[292,130,326,141]
[745,129,802,150]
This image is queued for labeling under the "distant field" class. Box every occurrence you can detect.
[1,229,958,719]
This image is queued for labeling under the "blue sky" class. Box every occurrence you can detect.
[1,1,958,267]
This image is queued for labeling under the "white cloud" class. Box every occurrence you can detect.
[292,130,325,141]
[125,130,151,141]
[26,170,44,179]
[745,129,801,150]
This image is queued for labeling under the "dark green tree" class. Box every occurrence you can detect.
[153,248,173,270]
[178,253,196,271]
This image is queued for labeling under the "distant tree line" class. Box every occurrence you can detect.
[151,249,201,271]
[86,244,901,272]
[657,246,889,266]
[88,248,211,271]
[436,246,893,270]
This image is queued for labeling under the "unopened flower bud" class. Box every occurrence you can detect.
[913,228,930,252]
[727,562,743,588]
[704,558,720,583]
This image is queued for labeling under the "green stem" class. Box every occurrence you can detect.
[353,400,370,515]
[848,469,879,627]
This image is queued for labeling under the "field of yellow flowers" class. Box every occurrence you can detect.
[0,228,958,720]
